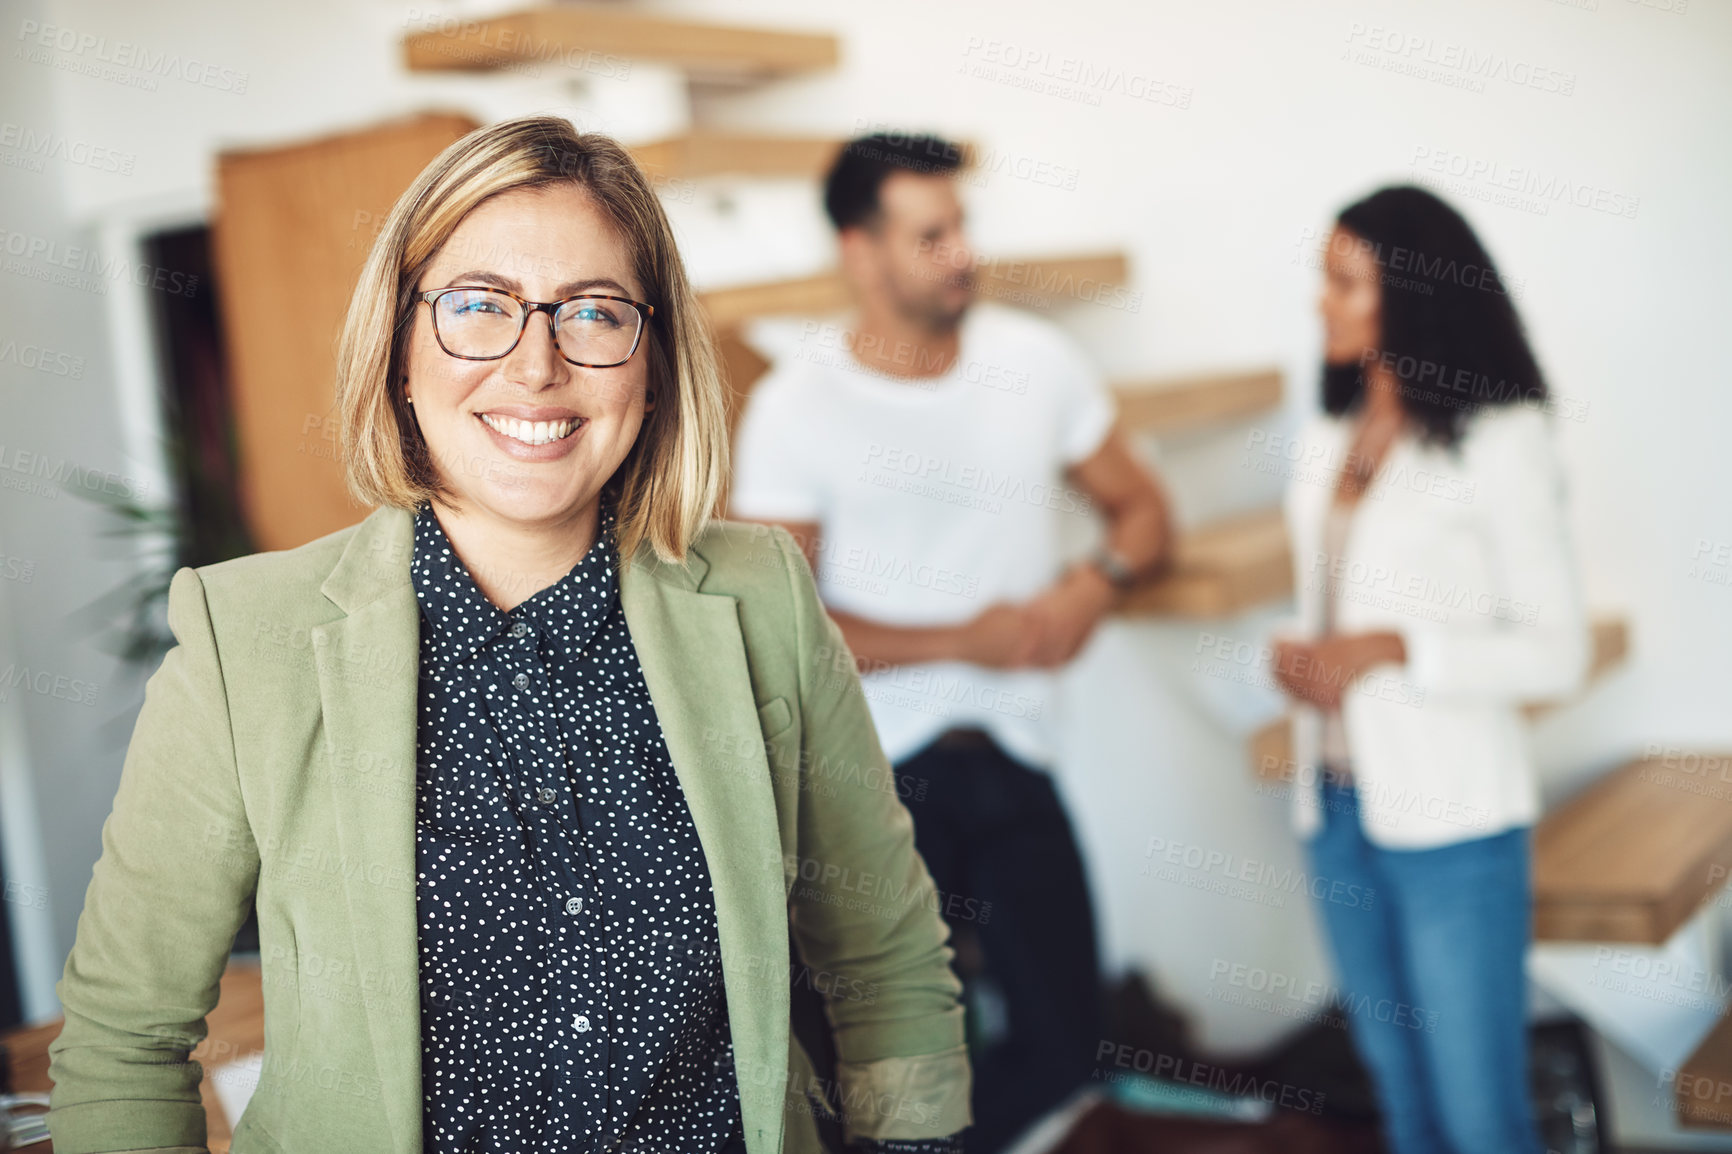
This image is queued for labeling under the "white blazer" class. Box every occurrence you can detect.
[1278,402,1590,848]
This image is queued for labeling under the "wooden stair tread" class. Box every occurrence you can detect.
[629,132,845,179]
[404,7,838,78]
[699,251,1130,329]
[1115,508,1292,618]
[1532,750,1732,943]
[1114,369,1283,436]
[629,134,984,182]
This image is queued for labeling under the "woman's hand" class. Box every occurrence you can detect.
[1271,631,1407,710]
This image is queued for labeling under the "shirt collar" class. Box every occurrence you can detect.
[410,492,620,665]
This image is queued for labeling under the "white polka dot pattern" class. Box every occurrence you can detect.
[410,488,742,1152]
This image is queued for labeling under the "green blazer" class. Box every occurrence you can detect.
[45,504,970,1154]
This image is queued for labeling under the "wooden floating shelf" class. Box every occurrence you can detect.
[631,135,983,182]
[1249,612,1630,784]
[629,132,845,180]
[404,7,839,79]
[1115,507,1292,619]
[703,271,853,331]
[699,251,1131,329]
[1114,369,1283,437]
[1533,748,1732,944]
[970,251,1131,313]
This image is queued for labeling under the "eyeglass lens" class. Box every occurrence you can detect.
[432,288,642,364]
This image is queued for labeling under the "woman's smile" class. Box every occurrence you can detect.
[473,405,589,460]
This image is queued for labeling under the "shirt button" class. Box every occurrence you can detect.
[511,672,530,690]
[564,895,584,915]
[574,1013,591,1033]
[510,621,529,638]
[536,786,557,806]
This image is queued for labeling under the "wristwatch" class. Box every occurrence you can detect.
[1087,541,1139,589]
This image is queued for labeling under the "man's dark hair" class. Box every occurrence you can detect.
[1321,185,1549,449]
[822,132,965,232]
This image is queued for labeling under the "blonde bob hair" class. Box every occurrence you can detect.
[334,115,728,564]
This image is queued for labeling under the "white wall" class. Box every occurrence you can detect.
[2,0,140,1021]
[5,0,1729,1114]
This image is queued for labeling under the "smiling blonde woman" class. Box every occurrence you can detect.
[45,116,970,1154]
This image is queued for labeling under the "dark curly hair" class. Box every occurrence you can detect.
[1321,185,1548,448]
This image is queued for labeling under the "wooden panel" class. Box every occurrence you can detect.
[1680,1012,1732,1129]
[1,960,265,1154]
[1115,507,1293,618]
[629,132,844,179]
[404,8,839,78]
[698,251,1130,329]
[1534,750,1732,943]
[1250,611,1631,784]
[715,327,770,443]
[1114,369,1282,436]
[212,113,479,551]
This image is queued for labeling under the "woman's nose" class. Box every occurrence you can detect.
[505,309,565,384]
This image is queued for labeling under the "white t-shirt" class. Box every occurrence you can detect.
[728,301,1117,770]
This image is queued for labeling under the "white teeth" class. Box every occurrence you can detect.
[479,413,582,446]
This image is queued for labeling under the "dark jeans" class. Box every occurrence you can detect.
[1306,773,1544,1154]
[894,726,1103,1153]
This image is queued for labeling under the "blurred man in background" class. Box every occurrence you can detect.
[729,132,1173,1151]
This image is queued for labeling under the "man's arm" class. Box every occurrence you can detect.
[1064,425,1174,588]
[1008,427,1174,667]
[733,517,1023,673]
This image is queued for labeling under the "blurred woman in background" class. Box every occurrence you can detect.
[1271,185,1589,1154]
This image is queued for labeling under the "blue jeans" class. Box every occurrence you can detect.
[1305,775,1543,1154]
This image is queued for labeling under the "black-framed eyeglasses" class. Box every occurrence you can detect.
[418,285,655,368]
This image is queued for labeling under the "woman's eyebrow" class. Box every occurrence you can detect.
[440,269,635,297]
[440,269,519,292]
[553,276,633,297]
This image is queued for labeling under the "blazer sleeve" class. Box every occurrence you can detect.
[1390,408,1592,702]
[767,526,972,1146]
[46,565,260,1154]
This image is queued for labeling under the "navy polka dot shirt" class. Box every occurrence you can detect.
[410,488,742,1153]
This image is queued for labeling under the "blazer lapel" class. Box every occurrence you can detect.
[312,505,423,1154]
[618,537,790,1154]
